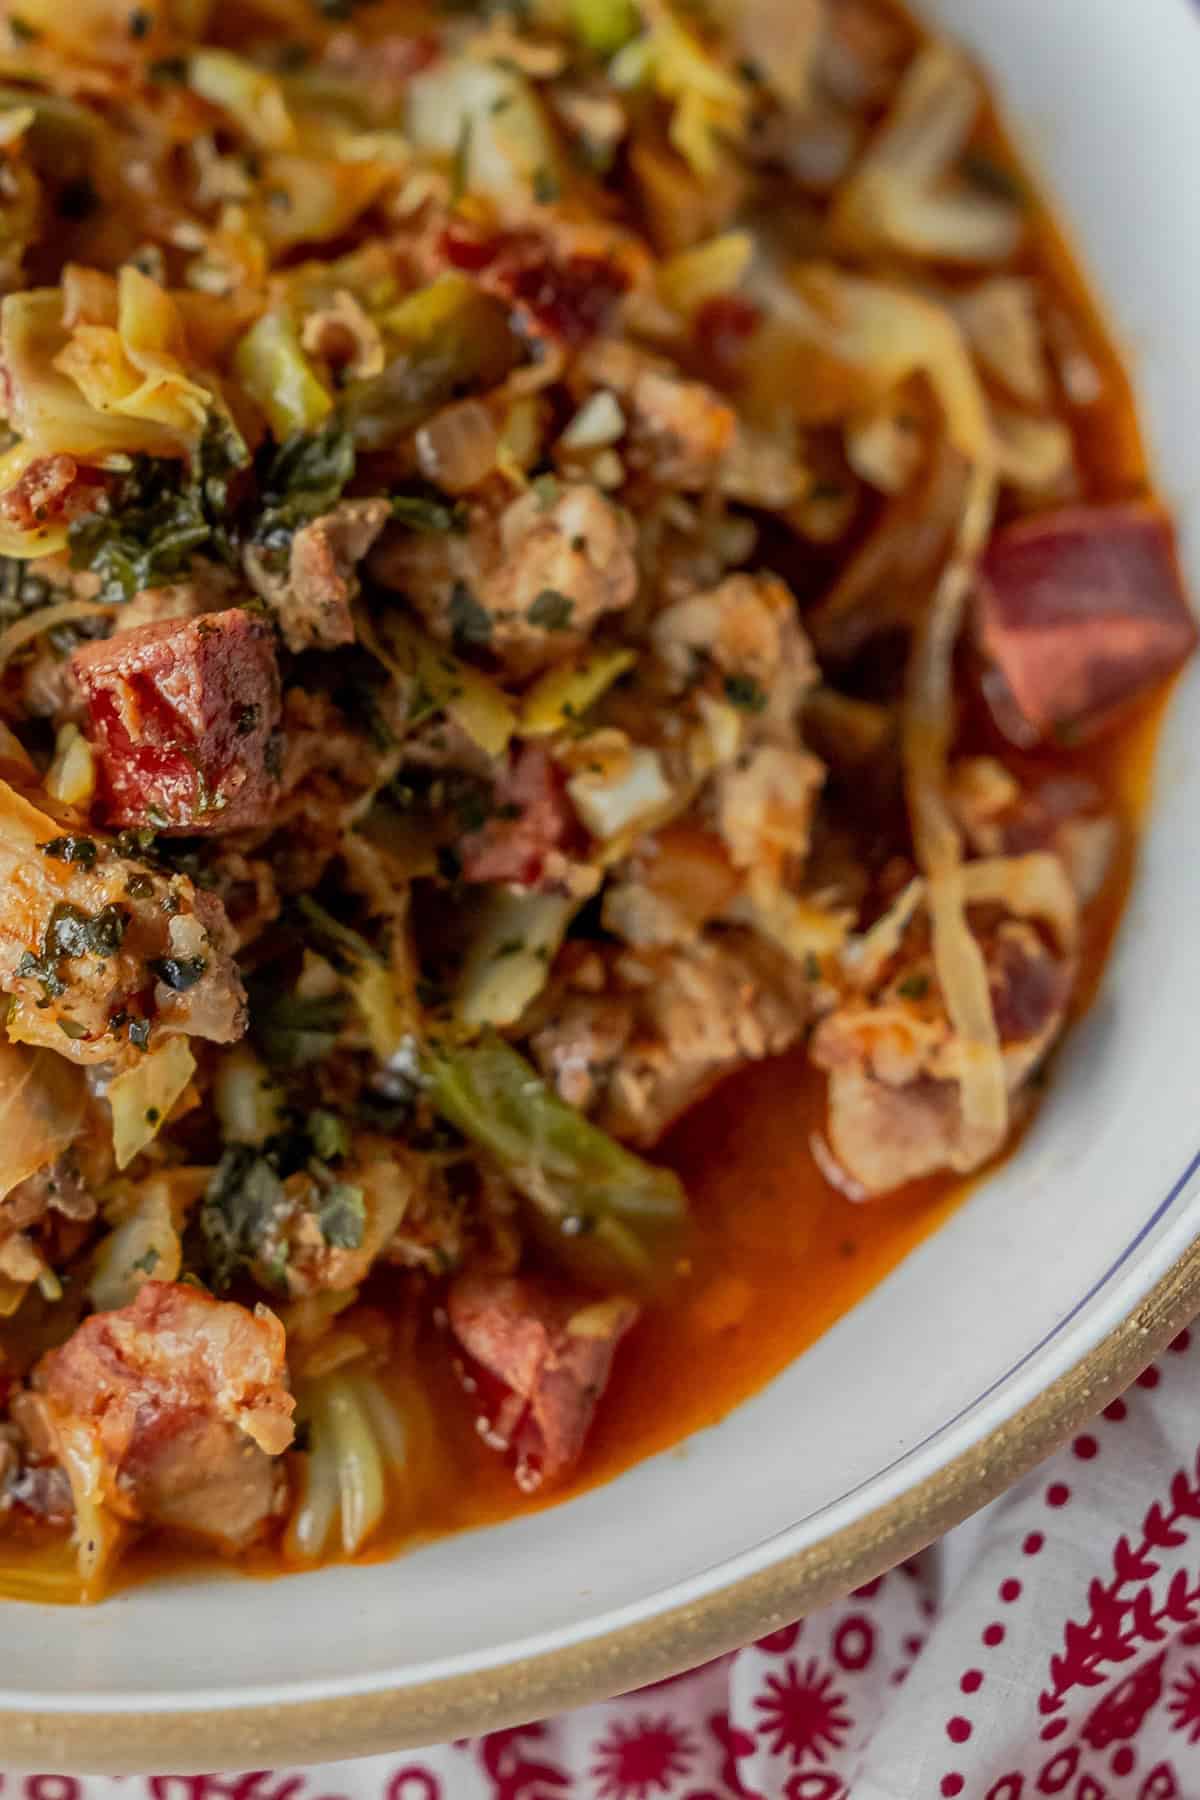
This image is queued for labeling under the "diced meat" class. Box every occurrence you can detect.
[974,503,1198,745]
[447,1271,638,1490]
[653,572,819,741]
[72,609,282,833]
[811,895,1076,1194]
[371,481,637,679]
[459,744,576,890]
[532,933,811,1145]
[248,499,390,653]
[0,771,246,1066]
[572,340,736,489]
[30,1282,294,1550]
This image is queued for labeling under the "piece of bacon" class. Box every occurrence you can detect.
[448,1271,638,1490]
[974,501,1197,745]
[72,609,282,833]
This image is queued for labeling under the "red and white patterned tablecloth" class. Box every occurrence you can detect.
[18,1328,1200,1799]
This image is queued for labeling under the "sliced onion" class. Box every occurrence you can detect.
[415,398,500,495]
[0,598,116,673]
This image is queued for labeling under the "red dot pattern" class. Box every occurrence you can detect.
[1073,1434,1098,1460]
[1023,1531,1044,1556]
[999,1578,1022,1603]
[946,1716,972,1744]
[1103,1399,1127,1422]
[1113,1748,1135,1777]
[941,1778,964,1796]
[1137,1365,1161,1389]
[1171,1328,1191,1353]
[983,1623,1005,1647]
[1047,1482,1071,1508]
[961,1669,983,1694]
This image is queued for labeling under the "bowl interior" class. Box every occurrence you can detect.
[11,0,1200,1732]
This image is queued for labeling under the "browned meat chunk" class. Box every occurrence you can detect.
[532,933,811,1145]
[448,1271,637,1490]
[72,610,282,833]
[810,866,1077,1194]
[459,744,576,890]
[572,340,736,489]
[371,481,637,679]
[974,503,1197,745]
[29,1282,294,1551]
[0,774,245,1066]
[249,498,390,653]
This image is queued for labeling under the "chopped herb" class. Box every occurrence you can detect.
[527,587,573,630]
[532,165,560,205]
[804,951,821,982]
[147,54,188,81]
[128,1017,152,1050]
[8,14,37,40]
[144,1106,160,1125]
[56,1018,88,1040]
[200,1146,288,1291]
[317,1183,365,1250]
[307,1108,349,1162]
[493,937,526,959]
[961,149,1027,207]
[254,422,356,547]
[234,703,261,738]
[448,580,493,650]
[68,412,248,605]
[897,972,930,1001]
[450,114,473,208]
[150,954,207,992]
[39,835,98,870]
[531,472,560,510]
[390,492,467,534]
[723,672,768,713]
[116,827,157,859]
[127,7,152,36]
[19,903,131,1001]
[131,1246,160,1273]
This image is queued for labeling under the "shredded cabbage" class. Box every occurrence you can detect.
[108,1038,197,1170]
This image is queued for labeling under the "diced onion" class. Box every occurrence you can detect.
[88,1183,182,1312]
[559,390,626,451]
[520,646,636,736]
[568,743,673,839]
[414,398,499,494]
[455,889,577,1029]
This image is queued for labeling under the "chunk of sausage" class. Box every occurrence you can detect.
[371,482,637,679]
[974,503,1197,745]
[73,610,282,833]
[448,1271,637,1490]
[30,1282,294,1550]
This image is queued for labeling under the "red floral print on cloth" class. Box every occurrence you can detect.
[17,1334,1200,1798]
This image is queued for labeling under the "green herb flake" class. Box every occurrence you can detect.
[307,1108,349,1162]
[723,672,768,713]
[316,1182,365,1250]
[896,972,930,1002]
[131,1246,160,1273]
[447,580,493,650]
[149,955,207,992]
[531,472,560,511]
[39,835,98,870]
[960,148,1027,207]
[390,493,467,534]
[532,165,560,205]
[527,588,574,630]
[56,1018,88,1040]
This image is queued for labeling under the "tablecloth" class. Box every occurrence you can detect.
[20,1327,1200,1799]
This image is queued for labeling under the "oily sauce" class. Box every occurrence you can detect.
[105,84,1174,1598]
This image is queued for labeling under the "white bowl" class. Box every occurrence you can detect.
[9,0,1200,1771]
